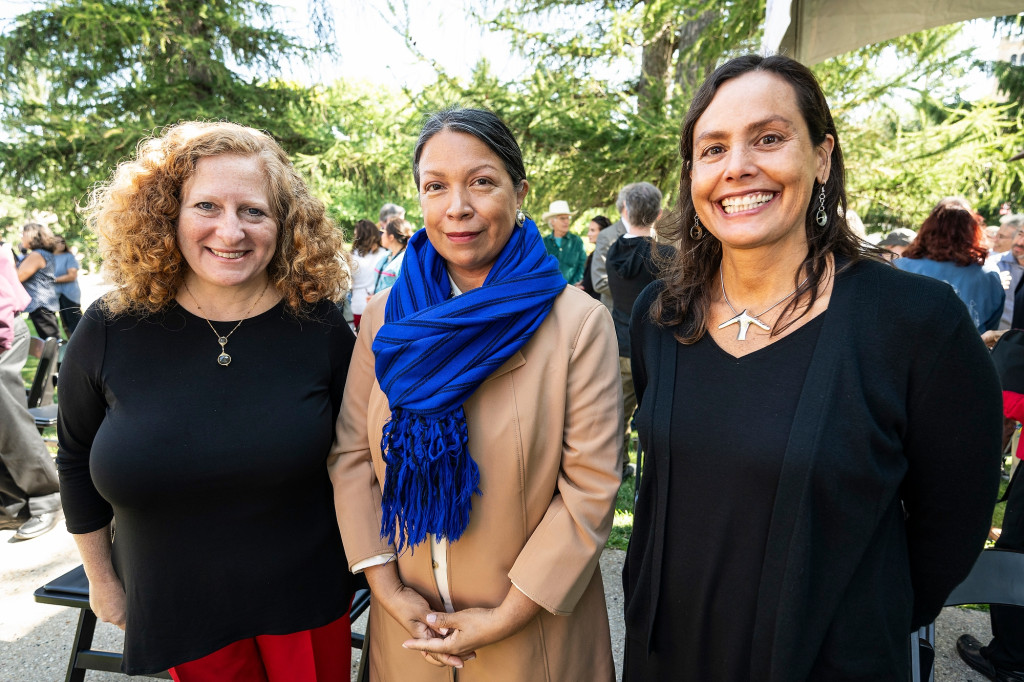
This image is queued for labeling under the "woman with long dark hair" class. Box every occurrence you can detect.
[349,218,387,329]
[895,198,1003,332]
[622,55,1001,680]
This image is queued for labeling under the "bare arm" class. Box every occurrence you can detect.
[55,267,78,283]
[16,251,44,282]
[72,525,127,630]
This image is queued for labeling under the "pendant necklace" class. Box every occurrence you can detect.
[184,281,270,366]
[717,268,808,341]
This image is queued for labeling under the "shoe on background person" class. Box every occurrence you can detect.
[957,634,1024,682]
[13,511,60,540]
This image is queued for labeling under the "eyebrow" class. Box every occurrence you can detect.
[420,163,502,178]
[694,115,796,145]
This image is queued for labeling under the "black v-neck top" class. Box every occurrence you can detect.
[624,261,1003,681]
[656,315,824,680]
[57,299,358,674]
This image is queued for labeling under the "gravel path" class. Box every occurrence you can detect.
[0,523,997,681]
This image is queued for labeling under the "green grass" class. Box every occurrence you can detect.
[992,470,1009,533]
[606,432,637,551]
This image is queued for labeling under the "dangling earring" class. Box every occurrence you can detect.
[515,209,525,227]
[815,185,828,227]
[690,214,704,240]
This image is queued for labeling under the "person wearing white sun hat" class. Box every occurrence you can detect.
[541,200,587,285]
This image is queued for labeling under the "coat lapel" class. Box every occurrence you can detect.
[644,323,677,652]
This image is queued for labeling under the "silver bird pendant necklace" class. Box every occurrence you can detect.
[718,268,807,341]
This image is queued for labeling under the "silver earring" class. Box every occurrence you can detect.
[515,209,525,227]
[815,185,828,227]
[690,214,704,240]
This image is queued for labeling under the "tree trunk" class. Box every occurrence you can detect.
[673,9,717,96]
[638,23,675,119]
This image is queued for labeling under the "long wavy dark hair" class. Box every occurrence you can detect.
[651,54,884,343]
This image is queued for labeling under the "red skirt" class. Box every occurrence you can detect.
[169,610,351,682]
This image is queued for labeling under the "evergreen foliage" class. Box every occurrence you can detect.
[0,1,1021,242]
[0,0,323,233]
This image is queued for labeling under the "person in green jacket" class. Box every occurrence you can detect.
[541,200,587,284]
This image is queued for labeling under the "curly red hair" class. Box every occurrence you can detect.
[85,121,350,315]
[901,199,988,267]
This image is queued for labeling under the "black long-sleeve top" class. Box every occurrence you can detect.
[57,299,358,675]
[623,258,1003,681]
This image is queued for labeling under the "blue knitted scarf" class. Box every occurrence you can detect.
[372,219,566,552]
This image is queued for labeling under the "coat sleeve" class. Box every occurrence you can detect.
[591,228,616,296]
[328,293,397,569]
[508,302,623,615]
[902,294,1003,627]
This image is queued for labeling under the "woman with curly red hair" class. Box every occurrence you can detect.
[896,197,1004,332]
[57,121,359,680]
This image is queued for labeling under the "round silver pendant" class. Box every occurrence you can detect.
[218,336,229,345]
[815,209,828,227]
[217,353,232,366]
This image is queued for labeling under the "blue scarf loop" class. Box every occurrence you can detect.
[372,218,566,552]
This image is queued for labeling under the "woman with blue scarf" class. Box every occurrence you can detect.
[329,107,622,681]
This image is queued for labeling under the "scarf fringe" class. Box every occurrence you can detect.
[380,406,481,552]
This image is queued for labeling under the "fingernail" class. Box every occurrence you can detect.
[426,614,437,624]
[401,643,409,649]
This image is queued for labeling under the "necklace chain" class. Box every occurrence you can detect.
[718,268,808,341]
[184,281,270,367]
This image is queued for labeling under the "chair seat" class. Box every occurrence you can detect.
[29,404,58,431]
[944,548,1024,607]
[34,564,89,606]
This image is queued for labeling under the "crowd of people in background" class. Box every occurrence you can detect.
[1,51,1021,682]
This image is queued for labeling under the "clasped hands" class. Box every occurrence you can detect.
[371,569,541,670]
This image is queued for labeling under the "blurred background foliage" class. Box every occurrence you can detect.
[0,0,1022,252]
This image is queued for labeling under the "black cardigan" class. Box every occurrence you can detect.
[623,258,1002,680]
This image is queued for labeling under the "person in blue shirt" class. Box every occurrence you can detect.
[52,236,83,337]
[895,198,1004,333]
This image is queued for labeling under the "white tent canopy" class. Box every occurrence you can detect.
[764,0,1023,65]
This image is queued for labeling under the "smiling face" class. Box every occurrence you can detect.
[417,130,529,290]
[177,154,278,296]
[690,71,833,255]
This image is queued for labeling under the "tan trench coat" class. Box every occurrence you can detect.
[329,285,623,681]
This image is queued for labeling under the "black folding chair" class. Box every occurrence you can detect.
[910,549,1024,682]
[35,564,372,681]
[26,335,59,433]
